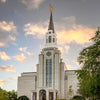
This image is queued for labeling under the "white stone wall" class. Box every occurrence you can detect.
[17,72,37,100]
[60,62,65,98]
[65,70,79,100]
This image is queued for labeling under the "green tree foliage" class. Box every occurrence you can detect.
[68,85,73,96]
[0,88,9,99]
[76,28,100,99]
[18,96,29,100]
[70,95,85,100]
[0,88,17,100]
[8,90,17,100]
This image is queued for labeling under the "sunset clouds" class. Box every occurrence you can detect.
[0,0,100,91]
[24,16,96,46]
[0,21,17,47]
[0,52,11,61]
[14,53,26,62]
[19,47,34,57]
[0,65,15,73]
[24,22,47,39]
[57,25,96,45]
[0,80,6,86]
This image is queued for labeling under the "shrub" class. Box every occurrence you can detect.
[18,96,29,100]
[55,99,66,100]
[70,95,85,100]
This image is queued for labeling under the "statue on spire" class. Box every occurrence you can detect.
[50,5,53,14]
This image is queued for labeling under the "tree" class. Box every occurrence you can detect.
[8,90,17,100]
[18,96,29,100]
[76,28,100,100]
[67,85,74,99]
[70,95,85,100]
[0,88,9,100]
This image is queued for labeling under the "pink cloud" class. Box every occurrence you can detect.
[0,65,15,73]
[0,52,11,61]
[14,53,26,62]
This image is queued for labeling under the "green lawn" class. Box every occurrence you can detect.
[0,97,9,100]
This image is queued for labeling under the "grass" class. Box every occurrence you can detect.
[0,97,9,100]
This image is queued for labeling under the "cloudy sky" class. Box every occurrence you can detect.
[0,0,100,91]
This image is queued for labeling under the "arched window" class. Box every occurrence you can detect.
[49,36,51,43]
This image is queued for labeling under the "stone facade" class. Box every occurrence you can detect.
[17,70,79,100]
[17,7,79,100]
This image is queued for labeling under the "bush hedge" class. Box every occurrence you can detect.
[18,96,29,100]
[55,99,66,100]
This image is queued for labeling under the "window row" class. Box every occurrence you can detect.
[46,36,55,43]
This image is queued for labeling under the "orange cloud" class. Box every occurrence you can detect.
[24,22,47,38]
[9,78,18,80]
[0,52,11,60]
[0,80,6,86]
[58,46,63,54]
[0,65,15,73]
[14,53,26,62]
[0,42,5,47]
[1,0,6,3]
[57,25,96,45]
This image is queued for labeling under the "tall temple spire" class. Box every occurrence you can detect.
[48,5,55,33]
[45,5,57,48]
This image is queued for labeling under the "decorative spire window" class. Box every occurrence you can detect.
[53,38,55,42]
[49,36,51,43]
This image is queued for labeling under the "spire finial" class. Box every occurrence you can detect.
[50,5,53,14]
[48,5,55,33]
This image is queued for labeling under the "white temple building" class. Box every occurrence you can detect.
[17,6,79,100]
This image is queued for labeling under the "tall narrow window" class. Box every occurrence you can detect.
[46,59,48,86]
[50,59,52,86]
[46,59,52,87]
[49,36,51,43]
[53,38,55,42]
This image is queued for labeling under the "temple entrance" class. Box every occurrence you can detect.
[39,90,46,100]
[49,92,53,100]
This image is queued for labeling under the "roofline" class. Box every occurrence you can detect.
[22,72,37,74]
